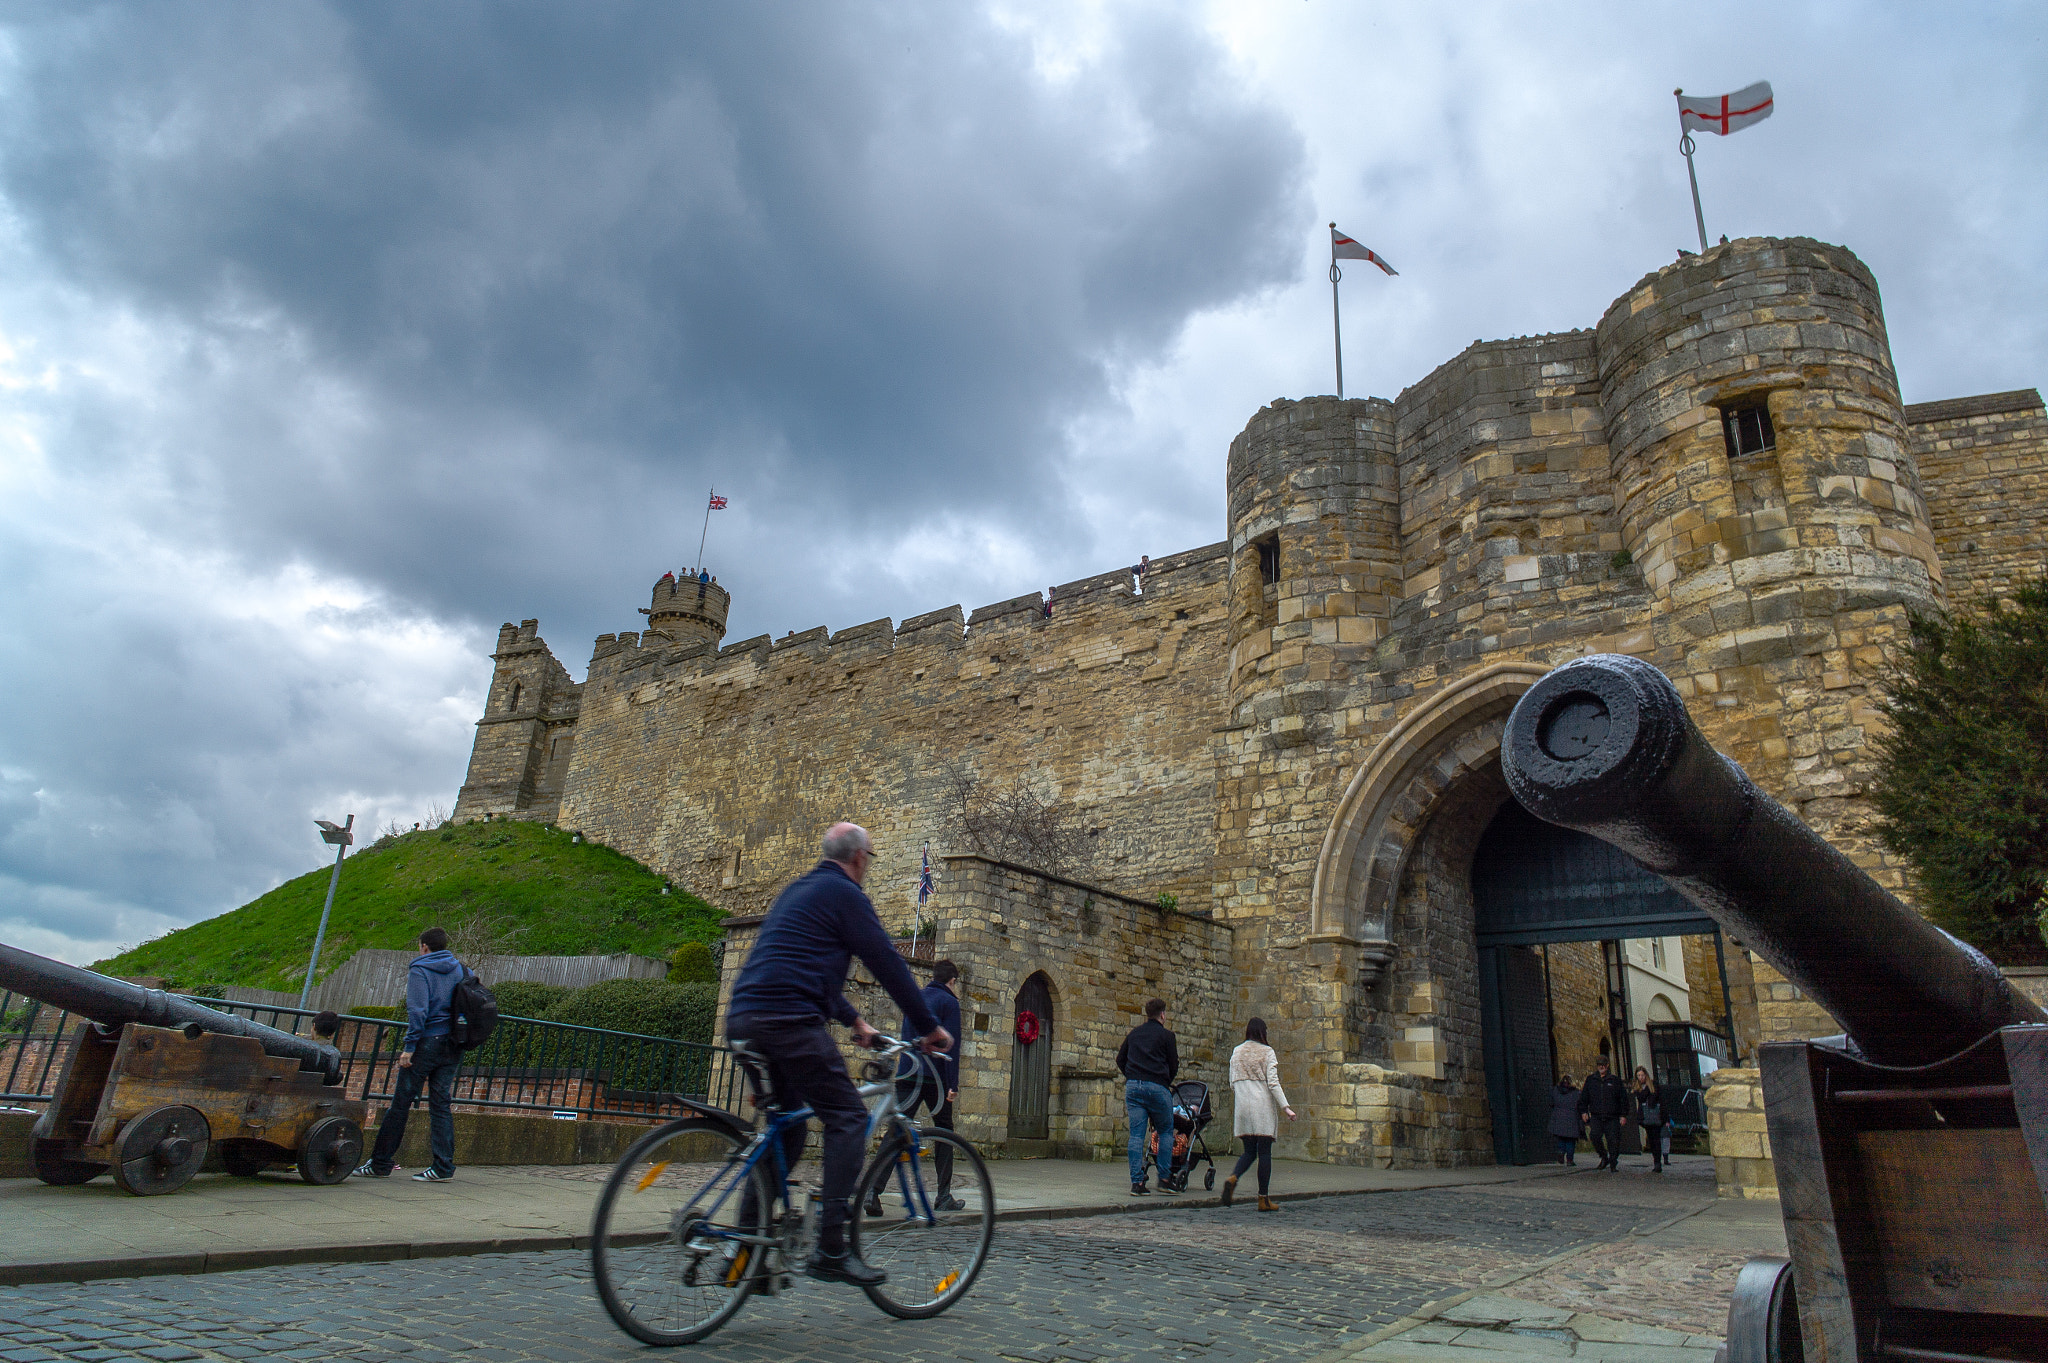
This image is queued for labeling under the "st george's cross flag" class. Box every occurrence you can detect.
[708,493,728,510]
[1331,226,1397,276]
[1677,81,1774,136]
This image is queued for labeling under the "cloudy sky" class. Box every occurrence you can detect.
[2,2,2042,965]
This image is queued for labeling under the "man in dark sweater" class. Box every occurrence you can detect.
[1577,1056,1632,1171]
[1116,998,1179,1195]
[873,959,965,1215]
[727,823,952,1287]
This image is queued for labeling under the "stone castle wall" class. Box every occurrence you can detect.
[456,236,2044,1181]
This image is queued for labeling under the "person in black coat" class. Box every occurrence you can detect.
[1577,1056,1631,1171]
[1632,1065,1668,1172]
[1547,1076,1582,1165]
[873,959,966,1213]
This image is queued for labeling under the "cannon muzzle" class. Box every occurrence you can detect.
[0,941,344,1083]
[1502,653,2046,1068]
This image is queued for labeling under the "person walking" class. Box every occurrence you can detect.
[357,927,469,1182]
[1116,998,1179,1196]
[1221,1017,1294,1211]
[1632,1066,1668,1172]
[1577,1055,1631,1172]
[1548,1075,1583,1166]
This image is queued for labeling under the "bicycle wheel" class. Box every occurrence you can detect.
[590,1117,774,1346]
[850,1128,994,1319]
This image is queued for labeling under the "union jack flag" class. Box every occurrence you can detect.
[708,493,728,510]
[917,842,935,907]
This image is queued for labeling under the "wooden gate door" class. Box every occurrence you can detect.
[1007,973,1053,1142]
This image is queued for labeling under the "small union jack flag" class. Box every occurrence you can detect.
[708,493,728,510]
[917,842,935,907]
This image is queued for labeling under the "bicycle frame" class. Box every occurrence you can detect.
[688,1038,947,1255]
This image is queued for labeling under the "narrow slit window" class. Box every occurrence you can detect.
[1721,402,1776,458]
[1257,536,1281,587]
[509,682,524,711]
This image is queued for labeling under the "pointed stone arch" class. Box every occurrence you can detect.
[1308,662,1552,968]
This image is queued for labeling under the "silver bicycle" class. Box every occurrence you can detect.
[590,1034,996,1345]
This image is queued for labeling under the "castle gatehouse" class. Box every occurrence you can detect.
[453,237,2048,1174]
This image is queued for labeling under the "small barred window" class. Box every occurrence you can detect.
[1721,402,1776,458]
[1257,535,1281,587]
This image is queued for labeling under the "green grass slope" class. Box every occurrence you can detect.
[93,821,723,993]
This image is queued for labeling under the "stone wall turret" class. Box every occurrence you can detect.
[641,573,730,651]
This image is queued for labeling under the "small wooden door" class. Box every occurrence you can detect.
[1007,973,1053,1141]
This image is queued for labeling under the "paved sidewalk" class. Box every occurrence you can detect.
[0,1153,1580,1284]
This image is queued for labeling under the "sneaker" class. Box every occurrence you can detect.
[412,1168,452,1182]
[353,1161,390,1178]
[1157,1180,1181,1195]
[863,1195,884,1217]
[934,1194,966,1212]
[805,1249,886,1287]
[1131,1180,1150,1196]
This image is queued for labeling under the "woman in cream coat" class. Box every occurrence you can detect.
[1222,1017,1295,1210]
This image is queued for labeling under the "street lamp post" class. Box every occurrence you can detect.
[299,815,355,1011]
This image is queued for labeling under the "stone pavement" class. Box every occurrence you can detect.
[0,1155,1785,1363]
[0,1152,1583,1284]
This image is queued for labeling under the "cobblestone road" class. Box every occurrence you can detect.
[0,1174,1707,1363]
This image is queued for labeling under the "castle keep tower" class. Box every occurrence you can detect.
[451,619,584,824]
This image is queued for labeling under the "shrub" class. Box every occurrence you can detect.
[541,977,718,1046]
[670,941,719,984]
[490,980,573,1020]
[1869,576,2048,960]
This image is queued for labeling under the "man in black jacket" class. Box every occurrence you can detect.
[726,823,952,1287]
[1577,1056,1632,1172]
[1116,998,1179,1195]
[874,959,966,1216]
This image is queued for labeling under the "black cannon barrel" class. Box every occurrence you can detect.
[1502,653,2046,1069]
[0,941,343,1083]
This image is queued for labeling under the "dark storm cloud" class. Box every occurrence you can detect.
[0,1,1305,959]
[0,1,1304,615]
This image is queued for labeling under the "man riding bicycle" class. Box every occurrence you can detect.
[725,822,953,1288]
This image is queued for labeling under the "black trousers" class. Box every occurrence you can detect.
[368,1035,459,1176]
[1230,1135,1274,1195]
[1587,1116,1623,1167]
[917,1081,956,1196]
[726,1014,869,1253]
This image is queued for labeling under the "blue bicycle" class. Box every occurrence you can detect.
[589,1035,995,1345]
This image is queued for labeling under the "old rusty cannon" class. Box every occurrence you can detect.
[1503,654,2048,1363]
[2,942,366,1195]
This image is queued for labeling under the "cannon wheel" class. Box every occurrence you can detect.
[220,1140,285,1177]
[297,1116,364,1186]
[32,1138,107,1186]
[113,1105,210,1196]
[1722,1255,1803,1363]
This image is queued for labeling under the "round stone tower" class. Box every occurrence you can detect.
[1595,237,1942,619]
[1224,395,1401,745]
[642,572,730,651]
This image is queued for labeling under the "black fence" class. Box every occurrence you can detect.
[0,989,743,1122]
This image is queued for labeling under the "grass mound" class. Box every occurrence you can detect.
[94,821,723,993]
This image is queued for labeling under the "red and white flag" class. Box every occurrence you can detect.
[708,493,728,510]
[1677,81,1773,136]
[1331,226,1397,276]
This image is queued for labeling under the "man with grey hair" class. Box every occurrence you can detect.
[727,821,952,1288]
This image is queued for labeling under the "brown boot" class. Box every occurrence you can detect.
[1257,1195,1278,1212]
[1220,1175,1237,1206]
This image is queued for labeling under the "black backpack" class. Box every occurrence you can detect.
[450,969,500,1051]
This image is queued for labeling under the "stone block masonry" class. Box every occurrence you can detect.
[452,235,2043,1195]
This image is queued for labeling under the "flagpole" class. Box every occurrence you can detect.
[696,488,714,572]
[1329,223,1344,399]
[1676,92,1709,253]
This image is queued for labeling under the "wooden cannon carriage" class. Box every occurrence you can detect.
[4,943,366,1195]
[1504,654,2048,1362]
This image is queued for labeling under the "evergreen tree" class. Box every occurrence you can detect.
[1869,575,2048,958]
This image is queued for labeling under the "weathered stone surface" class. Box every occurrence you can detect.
[449,237,2046,1188]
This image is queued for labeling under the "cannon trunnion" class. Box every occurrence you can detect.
[5,943,366,1196]
[1503,655,2048,1362]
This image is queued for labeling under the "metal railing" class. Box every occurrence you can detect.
[1,989,743,1122]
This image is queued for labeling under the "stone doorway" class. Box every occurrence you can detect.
[1470,798,1721,1165]
[1007,972,1054,1143]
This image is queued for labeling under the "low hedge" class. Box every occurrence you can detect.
[540,977,717,1046]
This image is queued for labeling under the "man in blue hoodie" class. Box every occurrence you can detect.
[727,823,951,1288]
[357,927,467,1182]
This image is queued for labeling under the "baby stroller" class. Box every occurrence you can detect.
[1145,1080,1218,1192]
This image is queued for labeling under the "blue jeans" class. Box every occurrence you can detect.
[369,1034,459,1176]
[1125,1080,1175,1184]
